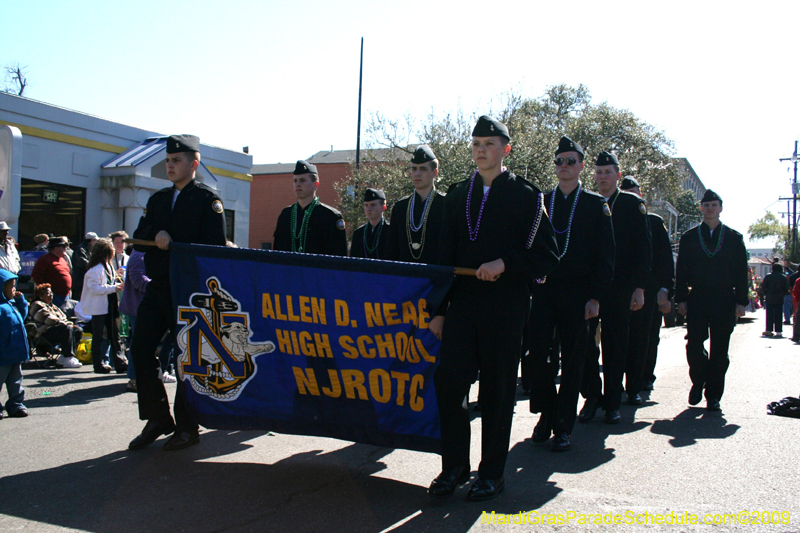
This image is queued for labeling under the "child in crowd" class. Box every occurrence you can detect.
[0,269,30,419]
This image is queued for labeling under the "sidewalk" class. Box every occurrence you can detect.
[0,311,798,533]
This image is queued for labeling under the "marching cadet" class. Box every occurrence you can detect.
[350,188,390,259]
[528,136,615,452]
[579,151,651,424]
[384,145,446,264]
[676,190,748,412]
[428,116,558,501]
[128,135,227,451]
[619,176,674,395]
[273,160,347,256]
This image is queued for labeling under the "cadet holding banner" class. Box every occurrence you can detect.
[429,116,559,502]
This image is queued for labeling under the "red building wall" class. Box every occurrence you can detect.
[248,162,349,249]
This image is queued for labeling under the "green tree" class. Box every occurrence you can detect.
[748,212,792,259]
[336,84,685,232]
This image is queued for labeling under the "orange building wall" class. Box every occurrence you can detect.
[249,162,349,249]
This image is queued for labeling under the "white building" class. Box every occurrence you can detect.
[0,93,252,249]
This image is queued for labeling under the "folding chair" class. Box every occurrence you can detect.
[25,322,60,368]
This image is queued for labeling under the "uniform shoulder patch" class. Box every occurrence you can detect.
[603,203,612,217]
[336,219,346,231]
[212,199,224,214]
[639,202,647,215]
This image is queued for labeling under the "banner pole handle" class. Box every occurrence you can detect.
[125,238,158,247]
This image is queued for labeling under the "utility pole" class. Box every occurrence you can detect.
[356,37,364,171]
[779,141,799,260]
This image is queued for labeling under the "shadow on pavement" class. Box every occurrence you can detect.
[0,431,442,533]
[650,408,740,447]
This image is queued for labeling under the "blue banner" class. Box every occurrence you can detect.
[170,243,454,453]
[18,251,45,277]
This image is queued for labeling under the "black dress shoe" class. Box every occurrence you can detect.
[550,431,571,452]
[689,384,703,406]
[466,477,505,502]
[94,365,112,374]
[706,398,721,411]
[129,419,176,450]
[162,429,200,451]
[604,409,621,424]
[531,414,552,443]
[578,398,599,423]
[428,466,470,498]
[627,393,643,406]
[642,381,654,391]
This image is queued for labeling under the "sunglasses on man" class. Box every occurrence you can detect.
[554,157,579,166]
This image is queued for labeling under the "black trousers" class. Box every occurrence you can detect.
[685,290,737,401]
[581,286,633,411]
[643,309,663,384]
[435,287,529,480]
[41,323,83,358]
[131,284,196,432]
[625,289,657,396]
[91,313,125,371]
[528,287,588,435]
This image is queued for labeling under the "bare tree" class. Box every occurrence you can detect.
[3,63,29,96]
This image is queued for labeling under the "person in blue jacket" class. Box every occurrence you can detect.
[0,268,30,419]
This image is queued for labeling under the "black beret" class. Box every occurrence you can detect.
[595,151,619,166]
[411,145,436,164]
[620,176,640,190]
[293,160,318,175]
[472,115,510,140]
[701,189,722,204]
[166,134,200,154]
[363,188,386,202]
[555,136,583,156]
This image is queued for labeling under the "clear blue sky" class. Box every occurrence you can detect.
[2,0,799,246]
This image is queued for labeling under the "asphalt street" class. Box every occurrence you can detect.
[1,311,799,533]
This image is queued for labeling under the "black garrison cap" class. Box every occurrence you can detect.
[363,188,386,202]
[411,145,437,164]
[595,151,619,166]
[701,189,722,204]
[166,134,200,154]
[293,160,318,175]
[555,136,584,156]
[472,115,510,140]
[620,176,640,190]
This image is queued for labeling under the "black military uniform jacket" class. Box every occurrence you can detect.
[133,179,227,286]
[536,185,615,302]
[384,190,446,264]
[273,200,348,257]
[350,219,390,259]
[438,171,559,298]
[647,212,675,297]
[675,222,749,306]
[605,188,652,291]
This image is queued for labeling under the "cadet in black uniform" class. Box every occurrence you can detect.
[273,160,347,256]
[128,135,227,451]
[350,188,390,259]
[676,190,748,412]
[428,116,558,502]
[619,177,674,396]
[579,151,651,424]
[384,145,446,264]
[528,136,615,452]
